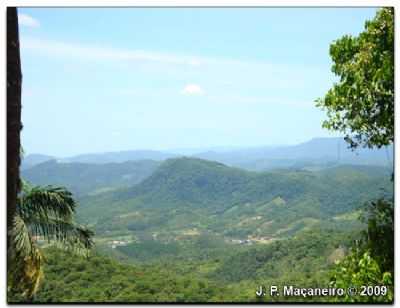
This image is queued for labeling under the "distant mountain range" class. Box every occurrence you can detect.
[22,154,56,170]
[21,150,176,170]
[22,137,393,171]
[194,137,393,171]
[22,159,161,196]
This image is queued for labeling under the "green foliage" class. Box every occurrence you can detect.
[23,248,233,303]
[360,199,393,273]
[117,240,180,262]
[317,10,394,303]
[330,198,393,303]
[10,229,355,303]
[330,251,393,303]
[211,230,350,284]
[317,8,394,149]
[110,234,237,264]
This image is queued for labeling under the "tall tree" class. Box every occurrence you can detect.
[6,9,93,301]
[316,8,394,149]
[321,8,395,303]
[7,6,22,276]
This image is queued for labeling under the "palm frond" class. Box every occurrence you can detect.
[18,185,76,222]
[23,215,94,253]
[10,215,34,257]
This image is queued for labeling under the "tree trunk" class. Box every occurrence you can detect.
[7,7,22,253]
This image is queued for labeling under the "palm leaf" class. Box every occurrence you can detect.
[24,215,94,252]
[18,185,76,222]
[10,215,34,257]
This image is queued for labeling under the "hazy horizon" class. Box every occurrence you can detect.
[19,8,377,157]
[25,135,392,158]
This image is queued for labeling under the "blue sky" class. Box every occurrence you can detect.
[18,7,378,157]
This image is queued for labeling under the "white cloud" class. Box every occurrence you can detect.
[181,84,204,96]
[19,36,324,77]
[18,37,268,70]
[18,14,40,28]
[20,37,205,67]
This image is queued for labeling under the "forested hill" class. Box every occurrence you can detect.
[101,157,392,214]
[76,157,392,240]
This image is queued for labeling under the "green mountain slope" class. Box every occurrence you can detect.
[77,158,392,242]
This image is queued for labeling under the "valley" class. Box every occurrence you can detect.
[23,140,393,268]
